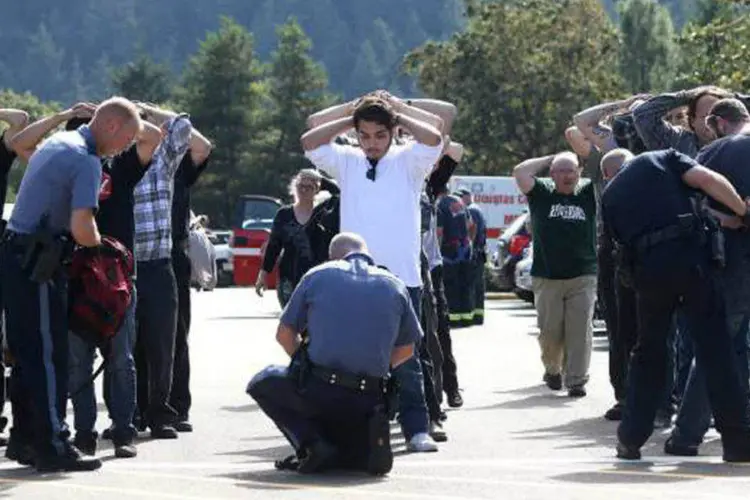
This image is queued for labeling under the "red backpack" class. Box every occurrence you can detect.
[68,236,134,348]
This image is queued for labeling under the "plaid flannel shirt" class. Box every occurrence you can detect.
[134,114,192,262]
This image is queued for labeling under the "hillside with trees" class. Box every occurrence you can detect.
[1,0,749,226]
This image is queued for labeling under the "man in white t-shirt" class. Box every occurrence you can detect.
[302,95,444,452]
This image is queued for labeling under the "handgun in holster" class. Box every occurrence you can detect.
[288,338,312,393]
[701,212,726,268]
[21,215,72,284]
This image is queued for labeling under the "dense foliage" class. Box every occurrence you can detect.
[2,0,750,225]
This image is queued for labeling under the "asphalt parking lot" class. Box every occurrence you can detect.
[1,289,749,499]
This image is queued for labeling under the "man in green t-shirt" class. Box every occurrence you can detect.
[513,152,598,398]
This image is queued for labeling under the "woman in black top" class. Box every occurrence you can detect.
[256,169,337,307]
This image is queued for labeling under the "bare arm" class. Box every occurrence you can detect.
[136,122,165,165]
[276,323,302,358]
[306,100,357,129]
[513,155,555,195]
[70,208,101,247]
[390,344,415,368]
[138,102,211,163]
[683,167,748,217]
[391,98,444,133]
[407,99,457,135]
[396,113,441,147]
[573,95,646,152]
[10,103,95,162]
[0,108,30,148]
[706,207,743,229]
[446,141,464,162]
[188,127,213,165]
[564,126,592,159]
[301,116,354,152]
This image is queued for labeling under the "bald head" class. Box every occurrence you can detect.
[600,148,634,181]
[329,233,368,260]
[549,151,582,195]
[550,151,580,172]
[89,96,143,157]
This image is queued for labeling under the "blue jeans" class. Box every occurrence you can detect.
[393,287,430,440]
[69,285,138,443]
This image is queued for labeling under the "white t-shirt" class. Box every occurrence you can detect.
[306,140,443,287]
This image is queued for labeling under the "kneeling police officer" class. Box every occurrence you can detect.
[247,232,421,475]
[1,97,142,472]
[601,148,750,461]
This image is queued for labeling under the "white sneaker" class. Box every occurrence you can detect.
[407,432,439,452]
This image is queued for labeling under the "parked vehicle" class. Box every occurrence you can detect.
[513,244,534,303]
[209,230,234,287]
[490,211,531,292]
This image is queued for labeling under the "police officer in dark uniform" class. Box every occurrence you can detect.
[247,233,422,475]
[1,97,142,472]
[436,186,474,328]
[459,189,488,325]
[601,149,750,461]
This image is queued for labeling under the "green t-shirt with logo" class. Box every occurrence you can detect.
[528,178,597,279]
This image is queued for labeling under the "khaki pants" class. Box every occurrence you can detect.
[532,275,597,388]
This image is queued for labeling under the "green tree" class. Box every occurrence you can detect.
[0,89,61,201]
[405,0,623,175]
[258,18,334,197]
[675,1,750,90]
[110,53,174,103]
[179,17,265,227]
[619,0,677,93]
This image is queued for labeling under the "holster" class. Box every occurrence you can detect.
[287,340,312,393]
[17,216,73,284]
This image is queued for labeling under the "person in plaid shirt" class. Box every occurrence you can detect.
[132,105,193,439]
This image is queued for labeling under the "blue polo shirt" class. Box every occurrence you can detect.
[9,125,101,235]
[280,253,422,378]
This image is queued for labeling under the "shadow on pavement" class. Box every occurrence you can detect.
[218,468,386,491]
[486,301,533,311]
[217,443,295,461]
[0,467,71,496]
[553,458,750,485]
[469,390,574,411]
[221,403,261,413]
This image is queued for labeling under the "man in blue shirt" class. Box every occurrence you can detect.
[459,188,488,326]
[1,97,142,472]
[247,232,421,475]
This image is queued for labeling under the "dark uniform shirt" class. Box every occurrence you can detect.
[0,132,17,210]
[96,145,151,254]
[172,153,209,245]
[280,253,422,378]
[601,149,703,273]
[437,195,471,262]
[466,203,487,251]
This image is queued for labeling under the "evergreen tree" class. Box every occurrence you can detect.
[619,0,677,93]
